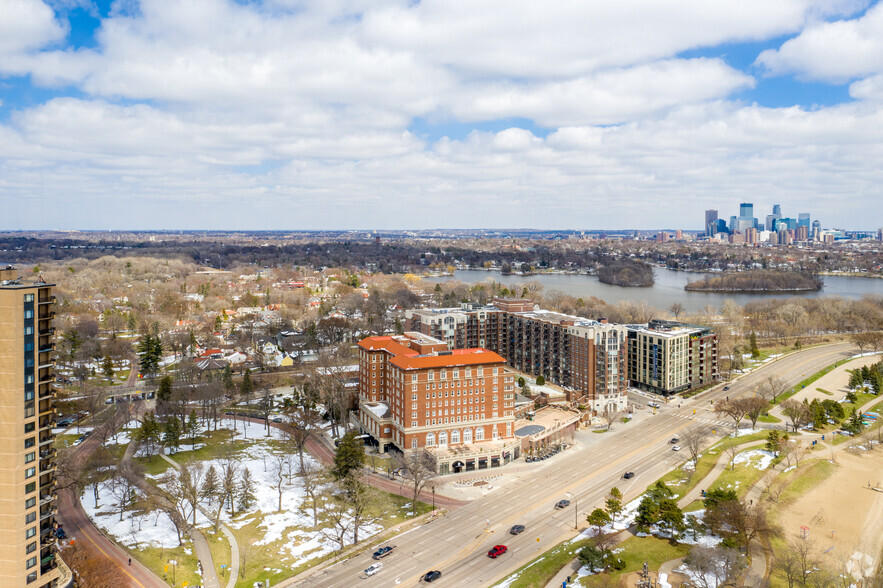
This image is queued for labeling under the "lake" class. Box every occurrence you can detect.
[425,268,883,313]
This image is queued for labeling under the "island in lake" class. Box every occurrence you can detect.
[684,270,823,293]
[597,261,654,287]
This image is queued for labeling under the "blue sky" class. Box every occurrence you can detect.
[2,0,883,230]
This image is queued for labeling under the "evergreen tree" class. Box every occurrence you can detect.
[849,370,863,389]
[240,369,254,396]
[157,375,173,405]
[126,313,136,332]
[332,431,366,482]
[238,467,257,511]
[846,389,858,404]
[222,364,234,393]
[137,334,163,378]
[102,355,115,379]
[163,417,182,453]
[186,410,200,445]
[136,412,162,455]
[749,332,760,359]
[605,487,624,524]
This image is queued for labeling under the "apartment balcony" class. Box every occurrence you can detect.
[39,519,56,538]
[38,327,56,337]
[40,491,55,505]
[40,554,57,575]
[39,431,54,446]
[38,294,57,305]
[39,458,56,474]
[38,414,56,430]
[39,399,55,415]
[40,506,57,522]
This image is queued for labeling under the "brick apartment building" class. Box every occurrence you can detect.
[406,299,629,414]
[627,319,719,395]
[356,332,517,472]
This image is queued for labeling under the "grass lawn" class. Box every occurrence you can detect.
[577,536,690,587]
[816,388,833,396]
[54,434,80,448]
[709,450,780,499]
[170,429,252,465]
[649,432,768,501]
[125,540,202,588]
[492,534,593,587]
[135,454,174,477]
[776,458,837,507]
[758,413,782,423]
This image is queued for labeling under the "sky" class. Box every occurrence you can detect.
[2,0,883,231]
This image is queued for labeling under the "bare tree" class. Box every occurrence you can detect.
[757,375,788,404]
[669,302,684,319]
[744,396,770,429]
[781,399,812,433]
[271,454,287,512]
[725,444,741,471]
[684,545,747,588]
[600,409,623,431]
[107,471,136,521]
[715,397,751,432]
[761,470,787,503]
[221,460,239,517]
[394,450,438,513]
[682,427,709,469]
[299,460,324,529]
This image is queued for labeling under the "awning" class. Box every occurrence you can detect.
[452,461,465,468]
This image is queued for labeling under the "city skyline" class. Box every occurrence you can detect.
[3,1,883,230]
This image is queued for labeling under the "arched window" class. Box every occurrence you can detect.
[426,433,435,446]
[463,428,472,444]
[475,427,484,441]
[451,429,460,444]
[439,431,448,445]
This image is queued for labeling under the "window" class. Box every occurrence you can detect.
[411,438,418,449]
[27,572,36,584]
[24,326,33,335]
[24,309,34,319]
[25,497,35,509]
[463,428,472,443]
[475,427,484,441]
[426,433,435,446]
[24,294,34,302]
[25,452,35,464]
[26,512,36,524]
[25,482,35,494]
[27,556,36,569]
[451,429,460,443]
[26,541,36,554]
[26,526,36,539]
[438,431,447,445]
[25,467,35,478]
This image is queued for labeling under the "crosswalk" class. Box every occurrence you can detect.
[668,411,732,429]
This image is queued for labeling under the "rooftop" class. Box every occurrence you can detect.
[0,266,54,289]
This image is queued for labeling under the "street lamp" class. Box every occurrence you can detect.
[566,493,578,530]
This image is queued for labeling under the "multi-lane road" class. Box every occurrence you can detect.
[293,342,857,588]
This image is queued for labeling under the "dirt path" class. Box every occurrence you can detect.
[676,439,767,508]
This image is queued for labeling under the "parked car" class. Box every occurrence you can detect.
[72,437,84,446]
[423,570,442,582]
[509,524,525,535]
[555,499,571,508]
[669,437,679,444]
[364,562,383,577]
[623,472,635,479]
[487,545,508,558]
[372,545,396,560]
[671,445,681,451]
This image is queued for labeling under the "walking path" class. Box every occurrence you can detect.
[158,453,240,588]
[119,442,221,588]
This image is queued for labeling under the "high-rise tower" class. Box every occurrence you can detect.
[0,267,60,588]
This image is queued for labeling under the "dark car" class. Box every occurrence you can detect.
[372,545,396,560]
[509,524,525,535]
[723,386,730,391]
[623,472,635,479]
[669,437,679,444]
[555,499,571,509]
[423,570,442,582]
[487,545,507,558]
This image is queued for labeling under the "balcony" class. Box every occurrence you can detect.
[39,459,56,474]
[40,507,57,521]
[38,342,55,353]
[39,433,54,446]
[40,447,56,459]
[38,295,56,305]
[38,415,56,430]
[38,327,55,337]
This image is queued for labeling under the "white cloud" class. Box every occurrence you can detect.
[1,0,882,230]
[0,0,66,55]
[756,1,883,83]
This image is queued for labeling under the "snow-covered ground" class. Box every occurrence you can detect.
[82,484,182,550]
[732,449,775,470]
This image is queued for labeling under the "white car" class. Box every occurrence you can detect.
[671,445,681,451]
[364,562,383,577]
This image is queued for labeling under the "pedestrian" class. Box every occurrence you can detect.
[128,558,131,566]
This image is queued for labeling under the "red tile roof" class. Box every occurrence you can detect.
[358,336,504,370]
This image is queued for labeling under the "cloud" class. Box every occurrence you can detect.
[756,1,883,83]
[0,0,66,55]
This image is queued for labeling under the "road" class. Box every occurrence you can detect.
[292,342,857,588]
[56,402,167,588]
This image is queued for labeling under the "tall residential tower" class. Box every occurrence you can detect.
[0,267,60,588]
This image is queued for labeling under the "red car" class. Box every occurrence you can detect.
[487,545,508,558]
